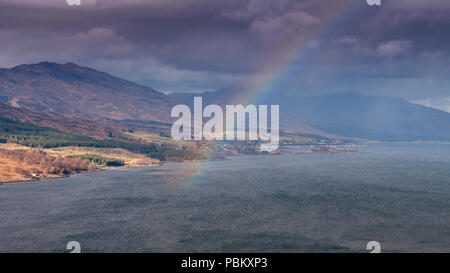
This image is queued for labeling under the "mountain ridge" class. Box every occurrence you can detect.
[2,62,449,141]
[0,62,174,122]
[169,90,450,141]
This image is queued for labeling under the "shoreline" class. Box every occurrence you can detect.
[0,168,102,185]
[4,141,448,185]
[0,163,162,185]
[0,144,163,185]
[0,153,236,185]
[0,155,232,185]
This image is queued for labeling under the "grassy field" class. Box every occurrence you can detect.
[0,143,161,167]
[126,130,194,146]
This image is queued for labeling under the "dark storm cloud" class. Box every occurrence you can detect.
[0,0,449,110]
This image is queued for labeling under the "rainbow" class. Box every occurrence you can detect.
[232,0,371,105]
[169,0,373,182]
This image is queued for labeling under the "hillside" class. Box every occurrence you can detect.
[0,103,133,141]
[0,147,95,183]
[0,116,204,161]
[2,62,448,142]
[0,62,174,123]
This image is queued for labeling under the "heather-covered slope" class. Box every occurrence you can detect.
[0,62,174,122]
[0,102,133,140]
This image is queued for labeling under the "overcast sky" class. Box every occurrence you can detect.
[0,0,449,112]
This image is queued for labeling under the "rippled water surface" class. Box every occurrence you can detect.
[0,143,449,252]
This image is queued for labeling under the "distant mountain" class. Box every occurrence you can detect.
[0,62,173,122]
[0,102,133,141]
[169,88,330,136]
[170,91,450,141]
[291,93,450,141]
